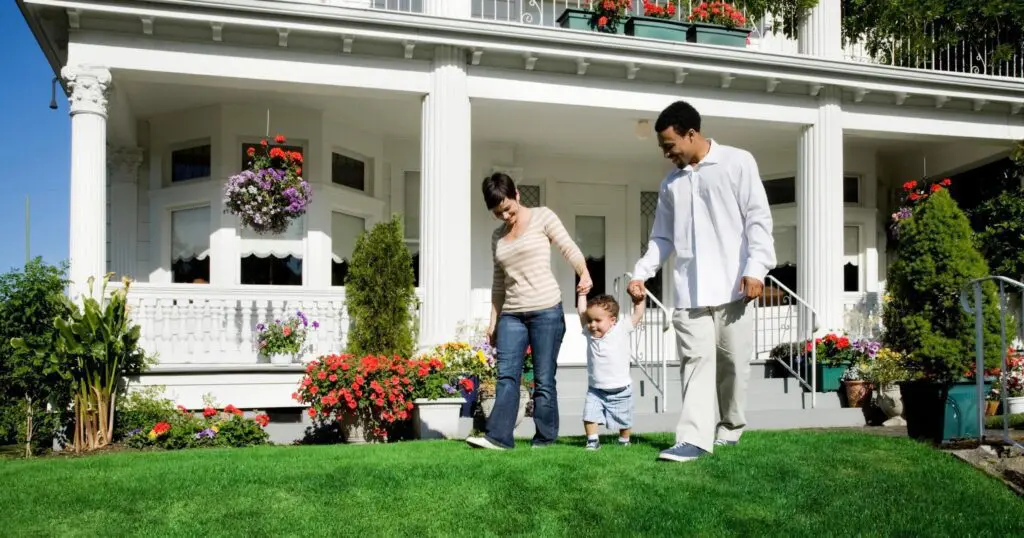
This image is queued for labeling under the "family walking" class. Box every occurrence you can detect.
[466,100,777,462]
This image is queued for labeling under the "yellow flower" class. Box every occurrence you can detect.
[211,425,220,433]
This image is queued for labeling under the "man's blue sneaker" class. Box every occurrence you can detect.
[657,442,709,462]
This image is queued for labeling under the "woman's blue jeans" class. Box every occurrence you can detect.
[485,303,566,448]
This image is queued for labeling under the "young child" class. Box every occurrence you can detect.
[577,292,645,450]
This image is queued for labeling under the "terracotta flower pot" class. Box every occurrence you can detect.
[844,380,871,408]
[985,400,999,417]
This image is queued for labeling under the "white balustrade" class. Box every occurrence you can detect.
[114,283,351,366]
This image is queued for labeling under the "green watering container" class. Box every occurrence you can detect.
[625,17,690,42]
[817,365,845,392]
[688,23,749,47]
[944,382,991,441]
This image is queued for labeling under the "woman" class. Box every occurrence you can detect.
[466,173,592,450]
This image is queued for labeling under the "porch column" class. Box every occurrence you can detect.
[62,65,111,299]
[107,146,143,280]
[424,0,471,18]
[797,85,844,332]
[797,0,842,59]
[419,45,471,348]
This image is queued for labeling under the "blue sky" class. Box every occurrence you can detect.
[1,2,71,273]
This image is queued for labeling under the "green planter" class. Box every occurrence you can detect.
[944,381,992,441]
[625,16,690,42]
[557,8,623,33]
[816,364,845,393]
[688,23,750,47]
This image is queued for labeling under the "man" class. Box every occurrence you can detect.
[628,100,776,463]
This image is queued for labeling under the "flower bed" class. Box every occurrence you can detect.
[125,405,270,450]
[224,134,311,235]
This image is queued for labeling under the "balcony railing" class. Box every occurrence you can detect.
[363,0,1023,79]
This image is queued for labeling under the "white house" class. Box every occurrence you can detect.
[18,0,1024,426]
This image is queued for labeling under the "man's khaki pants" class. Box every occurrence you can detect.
[672,299,753,452]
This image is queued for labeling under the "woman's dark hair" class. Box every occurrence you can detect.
[481,172,517,210]
[654,100,701,136]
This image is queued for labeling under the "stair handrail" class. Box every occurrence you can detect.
[959,275,1024,449]
[613,273,672,412]
[757,275,820,404]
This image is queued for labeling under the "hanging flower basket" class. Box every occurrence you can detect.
[224,134,311,235]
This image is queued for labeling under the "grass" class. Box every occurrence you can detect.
[1,431,1021,537]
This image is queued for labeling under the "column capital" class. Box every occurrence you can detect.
[62,65,112,117]
[107,145,143,182]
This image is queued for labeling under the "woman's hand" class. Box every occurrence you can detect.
[577,272,593,295]
[486,324,496,347]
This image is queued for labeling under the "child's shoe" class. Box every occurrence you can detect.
[585,438,600,451]
[618,438,631,447]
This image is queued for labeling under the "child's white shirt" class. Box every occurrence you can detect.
[584,319,634,390]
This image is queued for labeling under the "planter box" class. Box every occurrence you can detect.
[413,397,465,440]
[816,365,845,392]
[944,381,991,441]
[557,8,594,31]
[688,23,749,47]
[626,16,690,42]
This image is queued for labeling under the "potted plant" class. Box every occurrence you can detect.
[866,347,908,421]
[559,0,631,34]
[627,1,690,42]
[812,332,855,392]
[256,311,318,365]
[883,179,1002,444]
[408,354,468,440]
[432,341,494,417]
[985,385,1001,417]
[293,353,415,443]
[841,359,873,408]
[686,1,751,47]
[224,133,311,235]
[1003,347,1024,415]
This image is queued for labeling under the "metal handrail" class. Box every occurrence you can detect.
[755,274,820,405]
[960,275,1024,449]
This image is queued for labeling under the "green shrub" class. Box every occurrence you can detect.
[113,386,177,442]
[0,258,74,456]
[125,407,270,450]
[883,186,1002,382]
[971,186,1024,282]
[345,216,417,358]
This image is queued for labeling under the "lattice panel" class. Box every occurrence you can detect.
[519,184,541,208]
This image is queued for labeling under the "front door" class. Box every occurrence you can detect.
[556,183,627,365]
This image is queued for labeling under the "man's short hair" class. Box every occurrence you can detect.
[587,294,620,318]
[654,100,702,136]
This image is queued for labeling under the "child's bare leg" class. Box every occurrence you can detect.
[584,422,599,437]
[619,428,632,441]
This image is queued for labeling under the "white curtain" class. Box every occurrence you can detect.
[332,212,365,264]
[171,206,211,262]
[239,215,305,258]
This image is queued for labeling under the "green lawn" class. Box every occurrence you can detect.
[1,431,1021,537]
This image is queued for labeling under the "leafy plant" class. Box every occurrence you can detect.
[970,147,1024,281]
[865,347,908,387]
[1,258,74,457]
[13,273,150,452]
[345,216,416,359]
[882,187,1002,383]
[589,0,631,32]
[113,386,177,441]
[812,333,856,368]
[125,405,270,450]
[256,311,318,355]
[408,355,473,401]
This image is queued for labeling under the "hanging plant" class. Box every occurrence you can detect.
[224,134,311,235]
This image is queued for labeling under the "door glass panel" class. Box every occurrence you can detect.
[575,215,606,298]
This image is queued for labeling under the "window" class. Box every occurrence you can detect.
[403,171,421,287]
[239,216,304,286]
[332,212,366,286]
[170,206,211,283]
[171,144,211,183]
[764,176,861,206]
[518,185,541,207]
[844,226,860,292]
[332,152,367,191]
[575,215,606,298]
[639,191,664,303]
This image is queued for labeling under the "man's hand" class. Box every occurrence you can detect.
[627,279,647,304]
[739,276,764,303]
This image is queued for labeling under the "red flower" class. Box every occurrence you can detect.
[329,374,338,382]
[283,326,293,337]
[310,385,320,395]
[246,147,256,157]
[930,184,941,193]
[597,16,608,26]
[224,404,243,416]
[152,421,171,434]
[903,180,917,191]
[460,378,475,391]
[176,405,189,414]
[254,413,270,427]
[941,178,952,186]
[909,193,920,201]
[274,134,286,144]
[269,147,286,159]
[202,407,217,418]
[260,138,268,146]
[318,371,327,380]
[308,407,317,418]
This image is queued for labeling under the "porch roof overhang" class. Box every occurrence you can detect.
[22,0,1024,116]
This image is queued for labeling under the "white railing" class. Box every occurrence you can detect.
[845,26,1024,79]
[614,273,671,413]
[112,283,351,367]
[753,275,818,401]
[960,276,1024,449]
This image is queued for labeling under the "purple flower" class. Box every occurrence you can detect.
[312,321,320,329]
[195,428,217,440]
[296,310,309,327]
[442,383,456,394]
[127,428,142,437]
[256,323,266,332]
